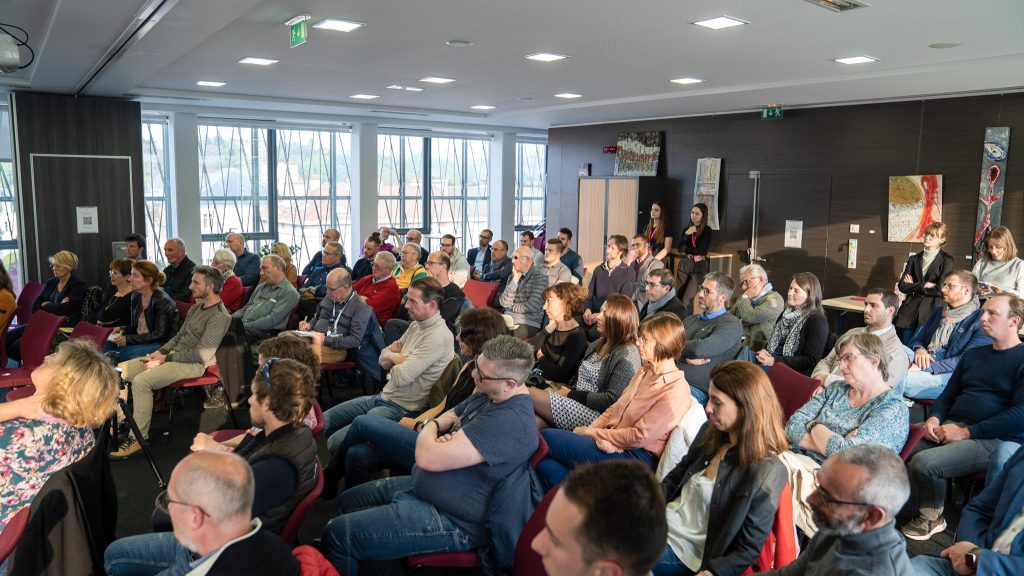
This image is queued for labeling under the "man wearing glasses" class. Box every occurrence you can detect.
[762,445,913,575]
[298,241,348,318]
[439,233,471,288]
[105,452,300,575]
[352,251,402,325]
[234,255,300,343]
[728,263,784,351]
[320,336,537,575]
[624,234,664,307]
[499,246,547,338]
[385,251,466,344]
[474,240,513,290]
[467,229,493,272]
[900,270,991,400]
[638,268,687,323]
[299,268,374,363]
[302,228,342,276]
[678,272,743,404]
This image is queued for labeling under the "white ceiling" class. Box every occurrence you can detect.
[2,0,1024,133]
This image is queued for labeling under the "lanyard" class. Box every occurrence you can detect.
[329,293,355,336]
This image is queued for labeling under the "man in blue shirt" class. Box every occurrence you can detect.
[302,228,342,276]
[558,228,584,280]
[297,241,347,318]
[902,293,1024,541]
[679,272,743,404]
[226,232,260,286]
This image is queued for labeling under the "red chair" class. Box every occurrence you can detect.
[280,457,324,545]
[0,507,30,565]
[242,285,256,305]
[13,281,44,327]
[296,274,309,287]
[741,482,798,574]
[767,363,821,421]
[311,400,325,438]
[0,311,66,388]
[163,365,237,439]
[68,321,114,350]
[293,544,339,575]
[463,279,500,309]
[175,300,194,324]
[6,384,36,401]
[900,423,926,462]
[0,312,17,368]
[512,487,559,576]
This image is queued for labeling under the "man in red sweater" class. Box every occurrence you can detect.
[352,251,401,326]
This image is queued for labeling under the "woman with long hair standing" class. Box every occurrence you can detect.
[676,203,712,312]
[645,201,674,263]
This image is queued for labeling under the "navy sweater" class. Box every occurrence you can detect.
[931,343,1024,442]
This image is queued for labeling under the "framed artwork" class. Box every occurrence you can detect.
[614,132,661,176]
[888,175,942,242]
[972,127,1010,260]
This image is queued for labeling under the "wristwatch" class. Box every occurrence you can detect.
[416,418,438,433]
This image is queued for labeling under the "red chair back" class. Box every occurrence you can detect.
[69,321,114,350]
[20,311,66,369]
[6,385,36,401]
[14,281,44,326]
[280,457,324,545]
[531,433,549,467]
[312,400,325,438]
[900,423,926,462]
[767,363,820,421]
[0,312,17,368]
[292,545,339,575]
[741,482,798,574]
[463,279,500,309]
[513,487,559,576]
[242,285,255,305]
[175,300,194,324]
[0,507,30,564]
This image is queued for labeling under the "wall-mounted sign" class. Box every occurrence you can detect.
[784,220,803,248]
[762,105,784,120]
[76,206,99,234]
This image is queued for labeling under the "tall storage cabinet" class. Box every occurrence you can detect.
[577,177,673,267]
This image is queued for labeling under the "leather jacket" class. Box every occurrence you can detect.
[123,289,180,345]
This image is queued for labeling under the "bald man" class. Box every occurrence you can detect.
[303,228,344,276]
[226,232,260,286]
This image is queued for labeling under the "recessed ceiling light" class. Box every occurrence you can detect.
[670,77,704,85]
[387,85,424,92]
[555,93,582,99]
[313,19,365,32]
[834,55,878,65]
[420,76,455,84]
[196,81,226,87]
[471,105,496,110]
[517,97,534,102]
[692,16,748,30]
[446,39,473,47]
[239,57,278,66]
[929,42,962,49]
[350,94,379,99]
[526,52,569,62]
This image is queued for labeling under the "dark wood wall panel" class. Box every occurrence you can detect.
[11,92,145,287]
[547,93,1024,298]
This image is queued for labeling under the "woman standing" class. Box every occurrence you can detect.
[529,282,589,384]
[645,201,674,263]
[676,204,712,311]
[972,226,1024,298]
[92,259,135,328]
[653,361,789,576]
[106,260,180,362]
[536,312,692,490]
[531,293,642,430]
[752,272,829,376]
[895,222,954,342]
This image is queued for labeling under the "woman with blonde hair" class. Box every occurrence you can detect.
[6,250,87,361]
[895,222,954,342]
[265,242,298,288]
[653,361,789,576]
[0,339,119,530]
[105,260,180,362]
[973,225,1024,297]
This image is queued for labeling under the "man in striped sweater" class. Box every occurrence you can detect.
[112,265,231,459]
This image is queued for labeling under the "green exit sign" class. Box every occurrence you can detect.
[290,20,308,48]
[762,105,784,120]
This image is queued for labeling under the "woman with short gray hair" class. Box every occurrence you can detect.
[210,248,244,312]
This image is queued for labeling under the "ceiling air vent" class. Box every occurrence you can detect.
[802,0,869,12]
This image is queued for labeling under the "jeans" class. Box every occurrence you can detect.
[909,555,957,576]
[898,370,952,399]
[908,434,1001,520]
[323,394,411,455]
[652,545,696,576]
[988,441,1021,480]
[104,341,162,362]
[337,415,417,488]
[321,476,479,576]
[690,387,708,406]
[104,531,192,576]
[537,428,658,491]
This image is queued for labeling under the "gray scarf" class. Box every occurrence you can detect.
[928,296,980,354]
[647,288,678,315]
[766,306,812,356]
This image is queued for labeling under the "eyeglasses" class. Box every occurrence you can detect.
[812,476,872,507]
[426,260,442,266]
[326,283,345,292]
[942,283,964,290]
[740,277,759,286]
[260,357,279,388]
[371,262,389,269]
[838,353,864,364]
[323,251,340,257]
[472,365,508,382]
[698,286,715,295]
[644,281,663,289]
[155,489,210,517]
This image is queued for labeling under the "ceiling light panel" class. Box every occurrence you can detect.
[834,55,878,64]
[420,76,455,84]
[555,93,582,99]
[692,16,748,29]
[350,94,379,99]
[670,77,704,85]
[470,105,496,110]
[313,19,365,32]
[525,52,569,62]
[239,57,278,65]
[196,81,226,87]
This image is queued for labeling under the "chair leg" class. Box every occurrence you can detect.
[165,388,178,441]
[223,382,239,428]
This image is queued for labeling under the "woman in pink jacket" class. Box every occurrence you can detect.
[536,312,693,489]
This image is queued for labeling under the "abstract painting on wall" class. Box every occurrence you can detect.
[614,132,661,176]
[972,127,1011,260]
[888,175,942,242]
[693,157,722,230]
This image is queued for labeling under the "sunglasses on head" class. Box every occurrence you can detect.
[261,357,280,389]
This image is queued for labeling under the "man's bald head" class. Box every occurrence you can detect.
[174,451,254,522]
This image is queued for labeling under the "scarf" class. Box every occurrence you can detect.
[751,282,774,305]
[928,296,980,354]
[647,288,678,315]
[766,306,812,357]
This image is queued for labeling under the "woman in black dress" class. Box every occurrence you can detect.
[676,203,712,312]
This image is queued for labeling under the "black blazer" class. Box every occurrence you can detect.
[895,249,954,331]
[33,276,87,325]
[467,245,492,271]
[770,310,829,375]
[123,289,180,345]
[662,424,788,576]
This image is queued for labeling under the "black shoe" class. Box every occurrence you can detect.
[319,464,343,501]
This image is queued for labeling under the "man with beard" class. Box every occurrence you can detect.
[762,444,913,575]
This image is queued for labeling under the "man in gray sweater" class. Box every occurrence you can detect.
[113,265,232,458]
[679,272,743,404]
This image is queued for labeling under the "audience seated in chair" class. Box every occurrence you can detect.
[104,260,180,362]
[207,249,244,312]
[639,268,688,323]
[160,238,197,302]
[498,246,547,338]
[520,230,545,269]
[350,232,380,281]
[438,234,471,288]
[679,272,744,405]
[538,238,573,287]
[466,228,492,273]
[728,263,784,352]
[384,251,466,344]
[653,361,790,576]
[474,239,512,290]
[627,234,665,308]
[319,336,538,575]
[782,332,909,536]
[901,294,1024,542]
[532,460,667,576]
[104,452,300,576]
[111,266,231,459]
[6,250,87,362]
[0,340,118,531]
[225,232,261,287]
[302,228,342,276]
[320,308,508,496]
[811,288,910,390]
[404,229,429,266]
[352,251,402,326]
[556,228,585,281]
[232,255,300,343]
[321,277,455,455]
[762,445,913,576]
[392,243,428,290]
[532,293,641,431]
[743,272,829,376]
[528,282,589,385]
[583,235,637,341]
[295,267,372,364]
[899,269,991,400]
[90,258,134,329]
[536,312,691,490]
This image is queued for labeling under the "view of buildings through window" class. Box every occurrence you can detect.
[0,109,22,289]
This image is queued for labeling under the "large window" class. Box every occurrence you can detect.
[0,108,20,289]
[377,134,424,231]
[515,141,546,228]
[141,118,172,266]
[430,137,488,251]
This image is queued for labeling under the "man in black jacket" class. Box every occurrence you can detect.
[466,228,493,272]
[639,268,688,323]
[161,238,196,302]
